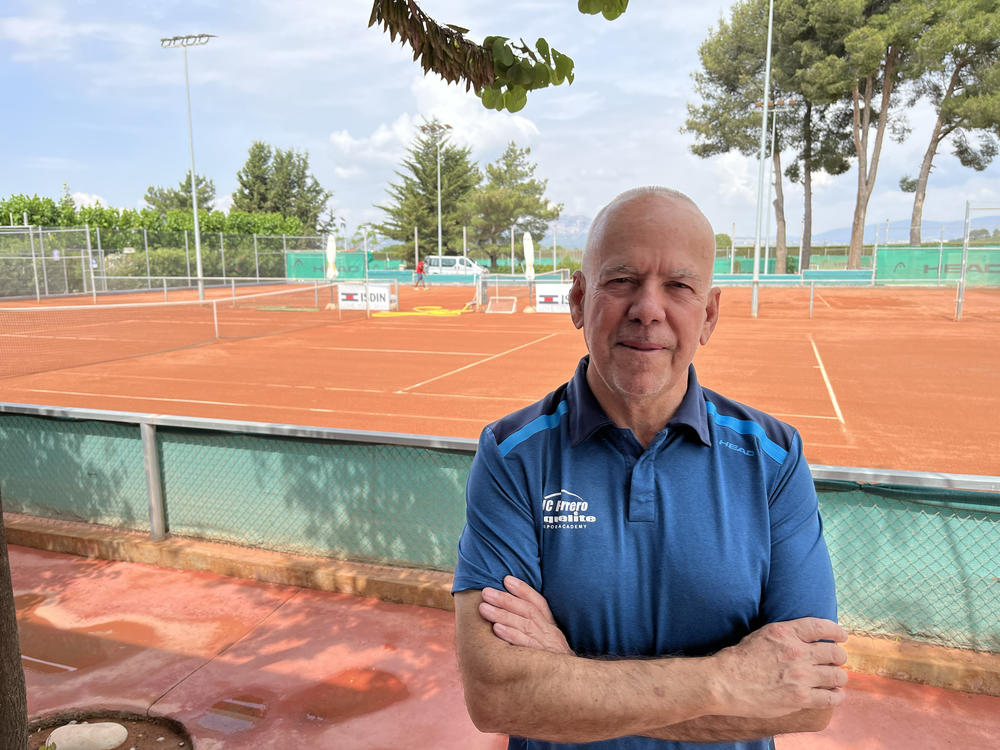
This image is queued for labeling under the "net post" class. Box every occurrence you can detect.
[231,278,236,301]
[39,227,50,296]
[144,227,152,289]
[253,233,260,282]
[314,281,319,309]
[29,226,41,301]
[212,299,219,338]
[809,281,815,319]
[956,200,971,321]
[163,278,168,301]
[96,226,106,292]
[220,231,227,283]
[86,223,97,303]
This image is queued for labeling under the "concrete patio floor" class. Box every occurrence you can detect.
[11,544,1000,749]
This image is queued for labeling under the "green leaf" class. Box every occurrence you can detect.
[578,0,604,14]
[535,37,551,64]
[533,62,551,87]
[602,0,629,21]
[491,37,514,67]
[552,49,574,82]
[481,87,501,110]
[504,86,528,112]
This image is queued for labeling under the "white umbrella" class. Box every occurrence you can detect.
[523,232,535,282]
[325,233,338,280]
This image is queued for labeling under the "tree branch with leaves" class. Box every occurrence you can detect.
[368,0,628,112]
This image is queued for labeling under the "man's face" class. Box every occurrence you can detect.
[569,194,720,415]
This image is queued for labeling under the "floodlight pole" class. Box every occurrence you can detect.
[752,98,797,275]
[419,121,451,264]
[161,33,216,300]
[751,0,775,318]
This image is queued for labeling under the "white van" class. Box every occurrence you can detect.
[424,255,484,275]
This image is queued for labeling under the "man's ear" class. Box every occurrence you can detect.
[569,271,586,330]
[700,286,721,346]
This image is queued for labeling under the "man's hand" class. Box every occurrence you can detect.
[479,575,572,655]
[478,576,848,723]
[711,618,849,718]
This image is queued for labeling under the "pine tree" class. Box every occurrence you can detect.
[465,143,561,270]
[375,120,481,258]
[231,142,333,232]
[144,171,216,215]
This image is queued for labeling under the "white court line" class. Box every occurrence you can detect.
[57,371,533,402]
[252,344,495,357]
[21,654,77,672]
[20,388,488,424]
[771,412,842,422]
[808,334,845,425]
[397,332,561,392]
[815,292,833,309]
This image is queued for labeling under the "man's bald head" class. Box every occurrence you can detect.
[582,187,715,278]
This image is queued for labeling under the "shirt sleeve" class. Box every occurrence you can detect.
[757,431,838,625]
[451,426,542,594]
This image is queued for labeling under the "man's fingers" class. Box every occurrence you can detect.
[502,576,558,624]
[479,599,528,629]
[482,586,536,620]
[814,665,849,690]
[807,686,846,709]
[789,617,847,643]
[814,642,848,667]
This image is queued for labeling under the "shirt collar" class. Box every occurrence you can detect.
[567,356,711,448]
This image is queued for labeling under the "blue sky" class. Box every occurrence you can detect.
[2,0,998,243]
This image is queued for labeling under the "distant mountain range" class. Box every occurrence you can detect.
[810,216,1000,246]
[540,214,1000,249]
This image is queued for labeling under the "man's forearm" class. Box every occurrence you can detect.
[457,591,717,742]
[643,708,834,742]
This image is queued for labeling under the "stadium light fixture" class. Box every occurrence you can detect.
[161,33,216,301]
[750,0,775,319]
[419,121,452,262]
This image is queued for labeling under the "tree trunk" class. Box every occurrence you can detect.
[0,489,28,750]
[909,67,963,245]
[848,51,897,269]
[772,148,787,274]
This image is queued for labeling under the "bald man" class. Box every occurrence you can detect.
[452,187,844,750]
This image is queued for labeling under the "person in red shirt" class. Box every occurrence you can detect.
[415,259,426,289]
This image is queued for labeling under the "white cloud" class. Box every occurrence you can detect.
[710,152,757,204]
[73,192,108,208]
[212,194,234,213]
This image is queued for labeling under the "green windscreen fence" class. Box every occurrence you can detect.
[1,409,997,652]
[286,251,398,279]
[876,246,1000,285]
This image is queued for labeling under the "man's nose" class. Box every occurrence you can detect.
[627,283,666,325]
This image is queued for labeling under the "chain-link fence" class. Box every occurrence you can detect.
[1,405,997,653]
[0,226,325,299]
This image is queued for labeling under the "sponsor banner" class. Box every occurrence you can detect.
[877,247,1000,284]
[535,283,572,313]
[338,283,395,310]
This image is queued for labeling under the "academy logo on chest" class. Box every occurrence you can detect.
[542,489,597,530]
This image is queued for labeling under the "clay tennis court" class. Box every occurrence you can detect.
[2,282,999,475]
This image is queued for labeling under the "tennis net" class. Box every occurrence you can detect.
[0,282,337,378]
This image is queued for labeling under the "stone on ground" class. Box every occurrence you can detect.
[46,721,129,750]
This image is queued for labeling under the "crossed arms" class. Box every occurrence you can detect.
[455,576,848,744]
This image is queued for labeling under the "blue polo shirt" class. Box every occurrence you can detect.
[453,357,837,750]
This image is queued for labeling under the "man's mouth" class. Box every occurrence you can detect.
[618,340,664,351]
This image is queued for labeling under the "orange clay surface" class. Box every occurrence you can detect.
[2,282,999,475]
